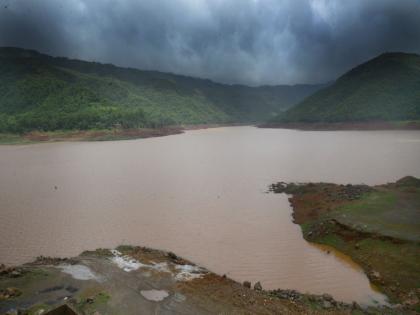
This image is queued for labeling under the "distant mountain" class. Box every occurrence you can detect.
[0,47,323,132]
[270,52,420,123]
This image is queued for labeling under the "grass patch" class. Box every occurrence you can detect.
[331,189,420,241]
[0,133,32,144]
[76,290,111,314]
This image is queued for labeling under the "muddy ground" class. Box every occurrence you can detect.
[0,245,400,315]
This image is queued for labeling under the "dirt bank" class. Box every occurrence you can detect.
[270,176,420,313]
[0,124,250,145]
[260,120,420,130]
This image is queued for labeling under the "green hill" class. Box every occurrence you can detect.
[0,47,323,133]
[270,52,420,123]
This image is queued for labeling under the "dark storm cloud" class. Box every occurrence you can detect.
[0,0,419,85]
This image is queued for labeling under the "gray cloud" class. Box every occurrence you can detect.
[0,0,419,85]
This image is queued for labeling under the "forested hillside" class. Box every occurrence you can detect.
[270,52,420,123]
[0,47,323,132]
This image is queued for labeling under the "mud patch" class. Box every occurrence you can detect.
[140,289,169,302]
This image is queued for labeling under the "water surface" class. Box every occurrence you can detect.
[1,126,420,305]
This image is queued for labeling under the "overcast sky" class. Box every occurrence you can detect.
[0,0,419,86]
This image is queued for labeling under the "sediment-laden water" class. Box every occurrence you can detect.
[1,126,420,305]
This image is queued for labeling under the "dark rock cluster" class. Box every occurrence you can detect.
[32,256,76,266]
[0,264,24,278]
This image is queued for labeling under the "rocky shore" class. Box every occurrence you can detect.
[0,245,403,315]
[270,176,420,314]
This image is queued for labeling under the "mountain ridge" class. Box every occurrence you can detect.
[0,47,324,132]
[269,52,420,124]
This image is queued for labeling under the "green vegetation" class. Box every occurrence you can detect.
[271,52,420,123]
[0,133,33,144]
[0,47,323,133]
[331,188,420,241]
[75,290,111,314]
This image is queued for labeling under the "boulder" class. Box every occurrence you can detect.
[253,281,262,291]
[243,281,251,288]
[0,287,22,300]
[322,300,332,309]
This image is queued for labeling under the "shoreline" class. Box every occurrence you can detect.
[270,177,420,312]
[0,124,248,145]
[0,245,398,314]
[259,120,420,131]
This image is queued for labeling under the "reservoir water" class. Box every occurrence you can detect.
[1,126,420,305]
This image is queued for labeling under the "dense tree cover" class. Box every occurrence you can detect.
[271,53,420,123]
[0,47,323,133]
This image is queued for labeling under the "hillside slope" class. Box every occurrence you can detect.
[0,47,323,132]
[270,52,420,123]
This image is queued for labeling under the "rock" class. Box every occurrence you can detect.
[167,252,178,260]
[322,300,332,309]
[403,291,419,306]
[86,297,95,304]
[322,294,333,301]
[0,287,22,300]
[354,243,360,250]
[10,270,21,278]
[253,281,262,291]
[351,301,360,310]
[243,281,251,288]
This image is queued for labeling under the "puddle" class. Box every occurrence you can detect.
[58,264,101,281]
[140,289,169,302]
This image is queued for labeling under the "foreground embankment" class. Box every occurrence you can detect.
[1,245,403,315]
[270,176,420,313]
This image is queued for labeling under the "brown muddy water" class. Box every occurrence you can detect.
[1,126,420,305]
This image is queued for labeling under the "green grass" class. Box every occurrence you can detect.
[331,189,420,241]
[76,290,111,314]
[0,133,31,144]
